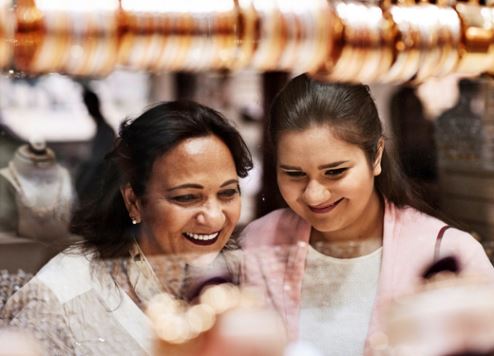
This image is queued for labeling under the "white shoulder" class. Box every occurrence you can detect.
[35,251,94,303]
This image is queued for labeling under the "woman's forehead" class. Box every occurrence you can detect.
[150,136,237,185]
[277,125,345,147]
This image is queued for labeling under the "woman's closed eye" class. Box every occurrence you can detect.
[170,194,200,203]
[283,170,306,178]
[324,168,347,177]
[219,188,240,199]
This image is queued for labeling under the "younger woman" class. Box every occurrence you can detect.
[240,74,494,355]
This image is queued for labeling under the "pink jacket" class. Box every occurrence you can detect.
[239,201,494,350]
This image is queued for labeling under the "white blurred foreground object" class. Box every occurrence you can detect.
[284,340,324,356]
[416,75,460,120]
[370,274,494,356]
[148,283,287,356]
[0,328,44,356]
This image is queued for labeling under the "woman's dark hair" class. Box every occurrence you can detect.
[71,100,253,258]
[268,73,440,218]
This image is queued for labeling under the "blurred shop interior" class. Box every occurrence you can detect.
[1,0,494,345]
[1,0,494,270]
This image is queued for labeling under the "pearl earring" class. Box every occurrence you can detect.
[131,217,139,225]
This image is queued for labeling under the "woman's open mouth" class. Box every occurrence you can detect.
[182,231,220,246]
[308,198,344,214]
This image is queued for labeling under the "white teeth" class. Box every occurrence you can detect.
[184,232,219,241]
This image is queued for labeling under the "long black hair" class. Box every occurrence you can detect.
[71,100,253,258]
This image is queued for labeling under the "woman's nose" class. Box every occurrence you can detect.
[302,179,330,206]
[196,200,225,227]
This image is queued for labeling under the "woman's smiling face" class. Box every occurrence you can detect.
[276,124,382,237]
[132,134,241,260]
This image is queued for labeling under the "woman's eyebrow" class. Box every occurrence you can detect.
[220,179,239,187]
[167,183,203,192]
[318,161,349,169]
[279,164,302,170]
[279,160,350,171]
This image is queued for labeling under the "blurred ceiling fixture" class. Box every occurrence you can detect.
[2,0,494,83]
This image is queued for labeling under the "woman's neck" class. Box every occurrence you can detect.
[310,192,384,258]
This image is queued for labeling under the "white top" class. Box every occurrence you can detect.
[298,245,383,356]
[2,250,153,355]
[2,246,240,355]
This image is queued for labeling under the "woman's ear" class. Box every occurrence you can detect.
[373,137,385,176]
[121,183,142,224]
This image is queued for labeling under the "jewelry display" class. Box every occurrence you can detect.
[117,2,158,70]
[432,6,461,78]
[454,3,494,75]
[356,2,394,82]
[63,34,118,76]
[316,2,394,83]
[14,0,119,76]
[248,0,284,71]
[0,0,13,70]
[249,0,332,72]
[6,0,494,82]
[119,0,241,72]
[8,160,64,219]
[381,5,429,83]
[232,0,257,69]
[413,5,449,82]
[0,143,75,241]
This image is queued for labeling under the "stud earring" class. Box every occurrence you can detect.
[130,216,139,225]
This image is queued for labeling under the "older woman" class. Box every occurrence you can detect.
[1,101,252,355]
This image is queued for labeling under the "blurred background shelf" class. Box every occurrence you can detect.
[0,232,80,273]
